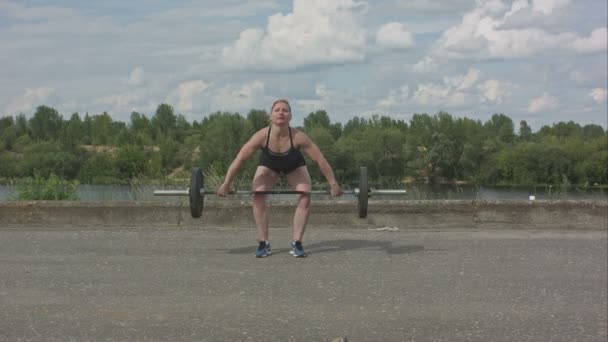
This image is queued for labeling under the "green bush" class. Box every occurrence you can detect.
[15,173,79,200]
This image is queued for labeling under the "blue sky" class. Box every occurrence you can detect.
[1,0,606,130]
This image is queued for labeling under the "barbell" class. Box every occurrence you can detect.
[153,166,406,218]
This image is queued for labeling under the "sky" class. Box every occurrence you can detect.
[1,0,607,130]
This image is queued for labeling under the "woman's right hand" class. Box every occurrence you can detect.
[217,183,230,197]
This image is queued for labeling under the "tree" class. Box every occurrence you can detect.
[304,126,336,182]
[174,114,191,142]
[115,145,148,179]
[20,142,83,179]
[0,153,19,177]
[404,113,435,181]
[60,113,84,149]
[15,114,28,136]
[247,109,269,131]
[79,153,117,183]
[518,120,532,141]
[582,124,605,140]
[303,110,331,130]
[343,116,365,135]
[552,121,582,139]
[159,137,180,172]
[90,112,114,145]
[129,111,153,146]
[336,125,406,185]
[538,121,585,139]
[81,113,93,144]
[303,110,342,139]
[130,111,150,131]
[197,112,255,179]
[29,105,63,141]
[577,150,608,184]
[456,117,485,181]
[1,101,605,187]
[484,113,515,144]
[14,114,28,137]
[151,103,176,139]
[0,116,14,134]
[1,126,17,151]
[0,116,16,150]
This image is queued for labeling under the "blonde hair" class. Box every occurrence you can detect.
[271,99,291,113]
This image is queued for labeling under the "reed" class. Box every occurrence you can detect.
[14,173,79,200]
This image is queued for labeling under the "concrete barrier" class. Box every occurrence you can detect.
[0,200,606,230]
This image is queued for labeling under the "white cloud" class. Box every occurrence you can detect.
[0,2,77,21]
[388,0,474,13]
[95,93,140,109]
[506,0,530,16]
[590,88,608,104]
[502,0,570,30]
[572,28,608,54]
[3,3,119,36]
[210,81,266,113]
[4,87,55,114]
[413,83,468,107]
[528,92,559,112]
[568,69,588,84]
[145,1,281,21]
[61,100,78,113]
[412,57,439,73]
[315,84,332,100]
[478,79,510,103]
[295,83,334,113]
[531,0,570,16]
[0,0,606,130]
[222,0,368,70]
[377,85,409,107]
[168,80,210,112]
[434,0,607,59]
[126,66,145,86]
[378,68,507,109]
[375,22,414,49]
[445,68,481,91]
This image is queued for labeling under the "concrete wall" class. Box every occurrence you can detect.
[0,200,606,230]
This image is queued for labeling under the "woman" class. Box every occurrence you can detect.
[217,99,343,258]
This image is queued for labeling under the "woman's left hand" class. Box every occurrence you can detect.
[330,183,343,197]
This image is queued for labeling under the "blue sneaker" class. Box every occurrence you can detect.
[255,241,271,258]
[290,240,307,258]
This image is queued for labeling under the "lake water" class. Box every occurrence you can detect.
[0,184,605,202]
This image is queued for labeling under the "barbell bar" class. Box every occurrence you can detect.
[154,189,361,196]
[153,166,406,219]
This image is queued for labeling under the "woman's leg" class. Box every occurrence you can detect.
[286,166,312,242]
[252,166,278,242]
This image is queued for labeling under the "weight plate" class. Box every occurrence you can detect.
[358,166,368,218]
[189,167,204,218]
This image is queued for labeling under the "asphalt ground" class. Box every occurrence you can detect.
[0,227,606,342]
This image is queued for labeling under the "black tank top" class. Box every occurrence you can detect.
[259,126,306,174]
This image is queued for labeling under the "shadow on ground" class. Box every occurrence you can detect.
[227,239,426,256]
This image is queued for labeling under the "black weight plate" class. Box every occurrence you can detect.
[358,166,368,218]
[189,167,204,218]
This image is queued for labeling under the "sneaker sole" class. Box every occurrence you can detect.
[255,250,272,258]
[289,250,306,258]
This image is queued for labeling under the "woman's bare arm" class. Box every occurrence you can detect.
[296,130,342,196]
[218,129,265,195]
